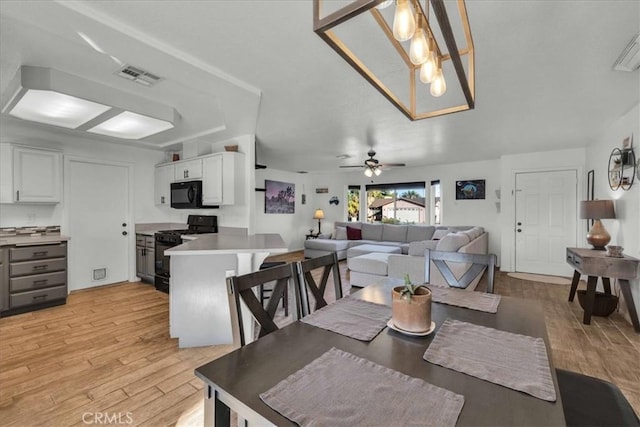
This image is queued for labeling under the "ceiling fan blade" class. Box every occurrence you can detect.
[339,165,364,168]
[379,163,406,167]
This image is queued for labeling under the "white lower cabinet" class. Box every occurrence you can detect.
[0,144,62,204]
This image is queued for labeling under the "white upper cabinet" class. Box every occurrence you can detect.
[0,144,62,204]
[174,159,202,181]
[154,163,175,206]
[202,152,245,206]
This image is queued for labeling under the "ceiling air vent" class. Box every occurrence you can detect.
[116,65,162,86]
[613,33,640,72]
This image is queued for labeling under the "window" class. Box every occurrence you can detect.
[365,182,426,224]
[430,180,441,224]
[347,185,360,222]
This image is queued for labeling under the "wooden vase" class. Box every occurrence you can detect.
[392,286,432,332]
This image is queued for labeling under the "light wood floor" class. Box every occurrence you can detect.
[1,251,638,426]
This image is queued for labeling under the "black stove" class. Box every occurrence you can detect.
[154,215,218,293]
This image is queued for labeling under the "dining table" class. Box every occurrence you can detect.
[195,278,566,426]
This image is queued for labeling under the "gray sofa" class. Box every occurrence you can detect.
[303,222,475,260]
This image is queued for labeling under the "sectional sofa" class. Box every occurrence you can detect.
[303,222,489,288]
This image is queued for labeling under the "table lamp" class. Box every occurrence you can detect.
[313,209,325,234]
[579,200,616,250]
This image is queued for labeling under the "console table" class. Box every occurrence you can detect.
[566,247,640,332]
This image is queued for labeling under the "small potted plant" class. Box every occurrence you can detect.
[391,274,432,332]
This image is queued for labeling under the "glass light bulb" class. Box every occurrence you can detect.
[393,0,415,42]
[364,168,374,177]
[430,69,447,97]
[419,52,436,83]
[409,27,430,65]
[374,167,382,176]
[376,0,393,9]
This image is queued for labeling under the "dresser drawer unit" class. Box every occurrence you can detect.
[10,285,67,309]
[10,271,66,292]
[10,258,66,277]
[10,244,66,262]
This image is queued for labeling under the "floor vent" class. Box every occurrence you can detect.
[93,268,107,281]
[116,64,162,86]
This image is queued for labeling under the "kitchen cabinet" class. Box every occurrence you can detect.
[154,163,174,206]
[0,144,62,204]
[136,234,155,282]
[202,152,245,206]
[174,159,202,181]
[1,242,67,317]
[0,249,6,312]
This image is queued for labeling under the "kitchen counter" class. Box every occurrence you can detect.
[135,223,187,236]
[0,234,70,247]
[167,232,288,348]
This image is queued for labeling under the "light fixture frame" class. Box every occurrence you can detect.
[313,0,475,121]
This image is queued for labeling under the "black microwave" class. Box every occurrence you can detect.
[170,181,218,209]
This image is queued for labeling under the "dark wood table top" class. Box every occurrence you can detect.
[195,281,565,426]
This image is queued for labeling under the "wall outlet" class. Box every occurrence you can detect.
[27,213,36,222]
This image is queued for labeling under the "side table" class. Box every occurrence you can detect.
[566,247,640,332]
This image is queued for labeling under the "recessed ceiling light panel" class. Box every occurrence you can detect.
[87,111,174,139]
[9,89,111,129]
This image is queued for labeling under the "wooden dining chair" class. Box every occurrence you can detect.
[556,368,640,427]
[425,249,497,293]
[296,253,343,317]
[227,262,299,347]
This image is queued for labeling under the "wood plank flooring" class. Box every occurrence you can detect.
[1,250,638,425]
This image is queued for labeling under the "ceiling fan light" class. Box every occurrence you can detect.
[374,167,382,176]
[9,89,111,129]
[419,54,436,84]
[364,167,374,177]
[409,26,430,65]
[393,0,416,42]
[88,111,174,139]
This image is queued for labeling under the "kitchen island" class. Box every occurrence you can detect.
[166,233,287,348]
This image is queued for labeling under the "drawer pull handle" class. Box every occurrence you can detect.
[33,279,48,285]
[32,294,48,300]
[33,265,48,271]
[33,251,48,256]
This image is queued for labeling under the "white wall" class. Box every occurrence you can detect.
[586,102,639,322]
[302,159,502,263]
[499,148,586,272]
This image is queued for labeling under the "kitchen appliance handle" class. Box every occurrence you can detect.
[187,186,196,203]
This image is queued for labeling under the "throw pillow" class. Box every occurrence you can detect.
[436,233,471,252]
[334,226,347,240]
[432,229,451,240]
[346,226,362,240]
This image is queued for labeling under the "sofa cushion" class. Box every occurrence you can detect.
[408,240,439,256]
[406,225,435,242]
[361,223,383,241]
[334,226,347,240]
[436,233,471,252]
[347,226,362,240]
[348,252,394,276]
[382,224,408,242]
[347,244,402,259]
[432,229,451,240]
[305,238,350,253]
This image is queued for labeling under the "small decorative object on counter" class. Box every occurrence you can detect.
[224,145,238,152]
[606,245,624,258]
[391,274,432,333]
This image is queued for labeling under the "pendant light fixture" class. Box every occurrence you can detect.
[314,0,474,121]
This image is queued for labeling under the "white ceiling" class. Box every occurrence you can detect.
[1,1,638,172]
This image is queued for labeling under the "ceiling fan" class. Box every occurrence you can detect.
[339,150,406,177]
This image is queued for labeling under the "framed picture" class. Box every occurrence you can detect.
[455,179,486,200]
[265,180,295,214]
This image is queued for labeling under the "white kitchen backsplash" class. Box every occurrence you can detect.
[0,204,62,228]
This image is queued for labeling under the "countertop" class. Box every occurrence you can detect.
[0,234,70,247]
[166,233,287,256]
[135,223,187,236]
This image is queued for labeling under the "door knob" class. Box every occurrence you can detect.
[517,222,522,226]
[122,223,127,227]
[122,231,128,236]
[517,229,522,232]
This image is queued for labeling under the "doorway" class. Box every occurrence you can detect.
[65,157,133,291]
[515,170,577,277]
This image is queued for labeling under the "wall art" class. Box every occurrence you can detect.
[455,179,486,200]
[265,180,295,214]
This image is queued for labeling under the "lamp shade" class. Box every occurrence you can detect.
[313,209,325,220]
[579,200,616,220]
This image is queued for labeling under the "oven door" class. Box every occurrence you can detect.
[155,239,175,278]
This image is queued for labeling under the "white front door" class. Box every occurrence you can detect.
[515,170,577,277]
[66,158,131,291]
